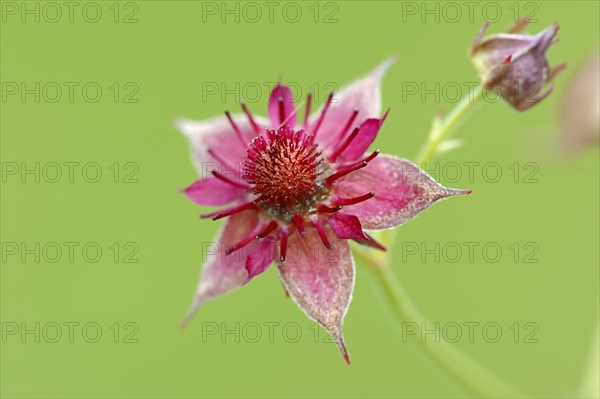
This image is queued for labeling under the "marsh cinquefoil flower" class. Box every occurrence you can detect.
[176,59,468,363]
[470,19,566,111]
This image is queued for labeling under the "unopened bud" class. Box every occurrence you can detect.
[470,19,566,111]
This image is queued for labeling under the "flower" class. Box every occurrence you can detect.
[176,59,469,363]
[470,18,566,111]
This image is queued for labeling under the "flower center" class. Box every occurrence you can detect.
[242,127,331,222]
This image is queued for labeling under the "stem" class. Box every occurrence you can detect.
[357,84,526,397]
[415,84,484,164]
[361,251,525,398]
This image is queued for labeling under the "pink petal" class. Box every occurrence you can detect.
[328,213,368,240]
[268,84,297,129]
[244,236,276,284]
[175,113,269,177]
[333,154,470,230]
[309,57,396,151]
[277,224,354,364]
[183,177,244,206]
[180,210,259,328]
[339,110,389,161]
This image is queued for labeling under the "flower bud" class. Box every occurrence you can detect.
[470,19,566,111]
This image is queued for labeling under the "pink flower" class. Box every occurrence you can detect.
[176,59,468,363]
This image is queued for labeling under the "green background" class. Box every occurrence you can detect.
[1,0,598,397]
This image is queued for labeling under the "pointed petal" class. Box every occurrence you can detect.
[268,84,297,129]
[309,57,396,150]
[244,236,276,284]
[183,177,244,206]
[277,225,354,363]
[175,113,269,177]
[532,23,560,57]
[181,210,259,328]
[333,154,469,230]
[339,111,389,161]
[328,213,369,240]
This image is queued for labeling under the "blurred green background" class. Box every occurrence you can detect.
[1,1,598,398]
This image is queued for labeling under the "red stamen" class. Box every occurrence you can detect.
[359,149,380,164]
[337,109,359,142]
[244,128,325,208]
[292,214,307,237]
[318,204,343,213]
[256,221,278,239]
[225,236,255,255]
[279,229,288,261]
[225,223,263,255]
[225,111,247,147]
[202,202,257,220]
[325,162,368,185]
[241,102,260,135]
[504,55,512,64]
[212,171,249,189]
[332,149,380,174]
[278,97,285,126]
[336,192,375,206]
[329,125,360,162]
[311,92,334,140]
[303,92,312,130]
[311,219,333,250]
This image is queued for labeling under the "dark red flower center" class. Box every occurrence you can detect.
[201,97,382,260]
[242,127,331,222]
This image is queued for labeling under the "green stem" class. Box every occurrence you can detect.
[363,254,525,398]
[415,84,484,165]
[358,84,526,397]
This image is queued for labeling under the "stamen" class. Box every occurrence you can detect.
[225,223,263,255]
[311,219,333,250]
[359,149,380,164]
[278,97,285,126]
[225,111,248,147]
[337,109,359,141]
[256,221,278,239]
[336,192,375,206]
[243,127,326,211]
[325,162,368,185]
[212,171,249,189]
[303,92,312,130]
[292,214,307,237]
[279,229,289,261]
[241,102,260,135]
[318,204,343,213]
[329,125,360,162]
[202,202,257,220]
[310,92,334,140]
